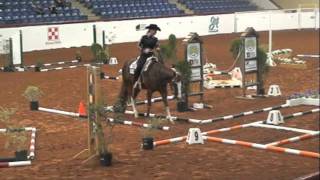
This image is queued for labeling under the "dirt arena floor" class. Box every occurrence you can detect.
[0,29,319,179]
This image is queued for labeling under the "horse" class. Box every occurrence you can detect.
[114,56,182,122]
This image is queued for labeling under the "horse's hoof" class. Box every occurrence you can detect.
[134,113,139,118]
[167,117,175,124]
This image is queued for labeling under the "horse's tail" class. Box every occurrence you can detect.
[113,62,130,113]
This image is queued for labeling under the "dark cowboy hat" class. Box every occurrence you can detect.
[146,24,161,31]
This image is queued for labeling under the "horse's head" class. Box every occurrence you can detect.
[170,69,182,100]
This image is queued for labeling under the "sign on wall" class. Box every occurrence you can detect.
[209,16,219,32]
[46,27,61,44]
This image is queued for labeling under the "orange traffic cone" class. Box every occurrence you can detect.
[78,101,87,118]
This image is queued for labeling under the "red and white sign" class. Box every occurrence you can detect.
[47,27,59,41]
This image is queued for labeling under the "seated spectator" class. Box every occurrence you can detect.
[48,6,58,14]
[31,3,44,15]
[65,0,72,7]
[54,0,66,8]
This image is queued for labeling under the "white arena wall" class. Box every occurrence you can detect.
[0,8,318,52]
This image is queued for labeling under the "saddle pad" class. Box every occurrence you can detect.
[143,56,157,72]
[129,58,138,75]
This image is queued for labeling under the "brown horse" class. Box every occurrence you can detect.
[114,56,182,122]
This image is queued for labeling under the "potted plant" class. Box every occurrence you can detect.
[104,46,110,64]
[22,86,43,111]
[75,50,82,62]
[97,50,107,64]
[141,117,164,150]
[174,61,192,112]
[160,34,177,63]
[6,129,28,161]
[0,107,28,161]
[94,102,114,166]
[91,43,106,64]
[34,60,44,72]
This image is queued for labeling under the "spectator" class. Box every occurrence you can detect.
[54,0,66,8]
[31,2,44,15]
[65,0,72,7]
[48,6,57,14]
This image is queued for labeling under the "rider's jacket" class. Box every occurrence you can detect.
[139,35,158,54]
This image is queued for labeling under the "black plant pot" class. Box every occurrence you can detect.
[177,101,189,112]
[100,152,112,166]
[142,137,154,150]
[15,150,28,161]
[30,101,39,111]
[76,57,82,62]
[35,66,41,72]
[258,88,265,95]
[100,72,105,79]
[3,66,15,72]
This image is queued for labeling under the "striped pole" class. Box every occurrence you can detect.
[250,123,318,134]
[201,103,290,124]
[0,161,32,168]
[123,110,197,123]
[153,121,260,147]
[102,75,120,80]
[282,108,319,120]
[266,132,320,146]
[134,95,176,106]
[27,60,80,68]
[121,103,290,124]
[153,108,319,147]
[205,84,242,89]
[106,118,170,131]
[40,64,91,72]
[203,136,320,159]
[100,72,121,80]
[297,54,320,58]
[28,128,36,160]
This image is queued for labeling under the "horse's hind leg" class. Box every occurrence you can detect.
[131,85,141,118]
[160,89,174,123]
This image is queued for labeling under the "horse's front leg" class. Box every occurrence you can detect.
[160,89,174,123]
[147,90,152,117]
[131,87,141,118]
[131,97,139,118]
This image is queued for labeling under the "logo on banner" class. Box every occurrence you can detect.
[47,27,61,44]
[209,16,219,32]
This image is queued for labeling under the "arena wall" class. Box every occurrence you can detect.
[0,9,318,52]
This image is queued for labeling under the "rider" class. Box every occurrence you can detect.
[134,24,161,81]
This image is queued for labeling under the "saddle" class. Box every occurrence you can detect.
[132,56,158,89]
[129,56,158,75]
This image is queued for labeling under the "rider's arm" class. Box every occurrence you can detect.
[155,39,160,51]
[138,35,145,50]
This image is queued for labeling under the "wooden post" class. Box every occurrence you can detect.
[184,32,204,103]
[87,66,106,157]
[240,27,264,97]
